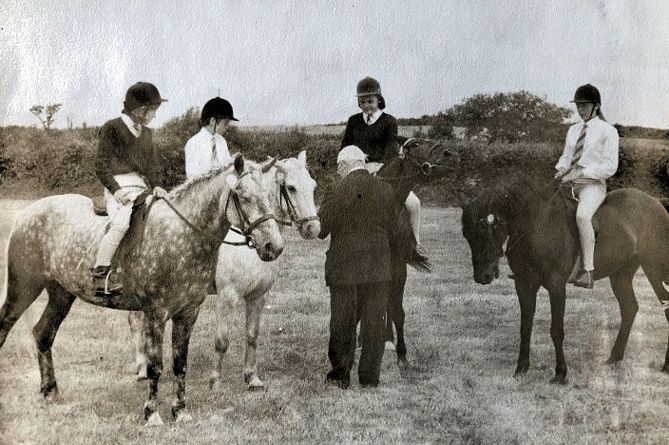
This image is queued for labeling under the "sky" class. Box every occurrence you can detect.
[2,0,669,129]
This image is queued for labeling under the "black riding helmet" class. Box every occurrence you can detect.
[123,82,168,113]
[201,97,238,124]
[571,84,601,105]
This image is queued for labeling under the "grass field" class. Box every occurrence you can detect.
[1,200,669,444]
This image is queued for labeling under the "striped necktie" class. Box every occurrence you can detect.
[211,136,218,164]
[569,123,587,170]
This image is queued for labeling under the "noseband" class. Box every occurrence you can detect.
[276,183,320,229]
[224,190,276,248]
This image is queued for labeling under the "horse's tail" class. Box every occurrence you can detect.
[408,256,432,273]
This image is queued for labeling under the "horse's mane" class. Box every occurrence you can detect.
[473,176,561,221]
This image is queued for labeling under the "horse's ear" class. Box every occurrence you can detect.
[234,155,245,175]
[394,134,408,147]
[260,157,278,173]
[297,150,307,165]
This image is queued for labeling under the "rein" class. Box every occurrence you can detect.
[160,185,276,249]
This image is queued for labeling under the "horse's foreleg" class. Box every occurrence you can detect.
[546,283,568,384]
[142,313,166,422]
[244,293,265,390]
[608,269,639,365]
[33,282,76,401]
[170,306,200,422]
[128,311,148,379]
[514,279,540,377]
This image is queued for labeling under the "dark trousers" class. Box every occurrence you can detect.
[328,281,389,386]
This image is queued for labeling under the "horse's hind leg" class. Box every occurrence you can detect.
[128,311,148,380]
[388,276,408,364]
[607,268,639,365]
[0,267,47,348]
[243,291,266,390]
[640,266,669,371]
[32,281,76,400]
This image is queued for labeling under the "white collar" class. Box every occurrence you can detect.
[365,109,382,125]
[121,114,141,137]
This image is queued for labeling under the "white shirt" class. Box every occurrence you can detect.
[555,117,619,180]
[365,109,382,125]
[184,127,233,180]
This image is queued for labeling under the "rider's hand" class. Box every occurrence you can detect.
[113,189,131,205]
[152,186,168,199]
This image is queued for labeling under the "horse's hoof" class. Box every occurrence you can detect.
[549,375,568,385]
[209,376,221,391]
[145,412,163,426]
[175,410,193,423]
[513,365,529,377]
[604,356,622,366]
[41,385,60,403]
[246,376,265,391]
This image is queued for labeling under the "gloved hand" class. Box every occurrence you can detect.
[113,188,132,205]
[152,186,168,199]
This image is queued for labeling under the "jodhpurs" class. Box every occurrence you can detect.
[94,173,148,268]
[567,178,606,271]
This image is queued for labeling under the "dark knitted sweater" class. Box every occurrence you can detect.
[341,112,398,162]
[95,117,162,193]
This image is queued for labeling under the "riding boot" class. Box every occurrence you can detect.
[91,265,123,297]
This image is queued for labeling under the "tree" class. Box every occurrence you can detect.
[430,91,571,143]
[29,103,63,130]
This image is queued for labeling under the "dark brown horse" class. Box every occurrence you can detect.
[0,156,284,424]
[376,138,454,367]
[461,178,669,383]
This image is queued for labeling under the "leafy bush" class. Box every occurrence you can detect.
[2,120,668,206]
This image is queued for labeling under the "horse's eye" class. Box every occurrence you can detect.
[287,185,297,193]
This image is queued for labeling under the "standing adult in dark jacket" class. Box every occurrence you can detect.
[318,145,398,389]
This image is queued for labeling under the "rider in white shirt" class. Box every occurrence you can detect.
[184,97,236,179]
[555,84,619,289]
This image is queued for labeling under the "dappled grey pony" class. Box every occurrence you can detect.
[461,178,669,384]
[0,156,284,424]
[129,151,320,390]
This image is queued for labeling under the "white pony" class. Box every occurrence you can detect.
[129,151,320,389]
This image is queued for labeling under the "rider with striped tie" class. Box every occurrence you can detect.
[554,84,619,289]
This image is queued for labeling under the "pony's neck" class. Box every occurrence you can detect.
[169,168,232,237]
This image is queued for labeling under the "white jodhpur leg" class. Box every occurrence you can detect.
[405,191,421,244]
[574,180,606,271]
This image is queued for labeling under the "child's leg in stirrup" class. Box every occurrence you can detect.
[573,182,606,288]
[405,191,423,252]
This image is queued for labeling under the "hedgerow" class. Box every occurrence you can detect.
[1,124,668,206]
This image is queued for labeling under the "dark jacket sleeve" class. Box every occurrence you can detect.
[95,122,122,193]
[145,129,163,188]
[383,115,399,161]
[341,116,355,149]
[317,182,337,239]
